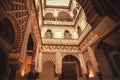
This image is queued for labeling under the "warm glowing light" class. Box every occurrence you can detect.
[46,0,70,7]
[89,70,94,78]
[21,70,25,76]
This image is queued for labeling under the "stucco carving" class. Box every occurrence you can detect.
[55,52,62,74]
[78,53,87,74]
[38,52,42,72]
[87,46,99,72]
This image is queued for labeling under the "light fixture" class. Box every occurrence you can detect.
[21,70,25,76]
[89,70,94,78]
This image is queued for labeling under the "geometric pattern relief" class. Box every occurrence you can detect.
[9,0,28,37]
[79,31,99,52]
[42,53,56,65]
[7,0,28,52]
[41,45,80,52]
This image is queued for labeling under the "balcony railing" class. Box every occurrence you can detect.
[44,20,74,25]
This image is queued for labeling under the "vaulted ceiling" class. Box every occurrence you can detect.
[34,0,120,46]
[42,0,81,26]
[34,0,92,45]
[45,0,71,8]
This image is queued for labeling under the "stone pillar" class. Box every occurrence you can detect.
[55,52,62,77]
[38,52,42,72]
[79,53,87,74]
[53,9,58,21]
[35,44,42,73]
[19,16,32,62]
[87,46,99,72]
[78,53,88,80]
[9,60,21,80]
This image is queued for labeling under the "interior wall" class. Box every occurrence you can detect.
[96,44,114,78]
[86,61,95,79]
[0,45,9,79]
[109,51,120,76]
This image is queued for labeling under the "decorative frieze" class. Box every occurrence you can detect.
[79,31,99,53]
[41,45,80,52]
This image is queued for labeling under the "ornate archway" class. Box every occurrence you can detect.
[60,55,82,80]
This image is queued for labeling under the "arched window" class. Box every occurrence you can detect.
[45,29,53,38]
[44,12,55,20]
[57,11,72,21]
[64,30,72,39]
[26,34,34,56]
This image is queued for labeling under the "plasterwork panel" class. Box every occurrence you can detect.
[42,53,56,65]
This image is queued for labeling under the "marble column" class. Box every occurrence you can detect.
[35,48,42,73]
[34,51,42,80]
[79,53,87,74]
[38,52,42,72]
[55,52,62,77]
[78,53,88,80]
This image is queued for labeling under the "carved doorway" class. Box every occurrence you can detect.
[59,55,82,80]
